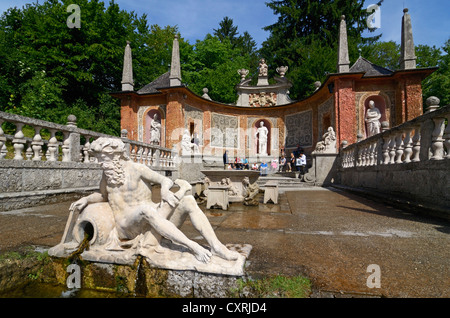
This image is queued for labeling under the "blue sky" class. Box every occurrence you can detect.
[0,0,448,49]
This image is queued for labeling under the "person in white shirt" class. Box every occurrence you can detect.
[296,151,307,178]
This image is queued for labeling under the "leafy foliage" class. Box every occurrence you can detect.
[0,0,447,136]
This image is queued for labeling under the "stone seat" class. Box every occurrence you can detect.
[206,185,229,210]
[263,181,279,204]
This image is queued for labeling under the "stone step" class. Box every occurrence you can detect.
[257,175,315,191]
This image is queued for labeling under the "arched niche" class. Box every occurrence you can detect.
[254,119,271,156]
[363,95,387,138]
[144,108,164,145]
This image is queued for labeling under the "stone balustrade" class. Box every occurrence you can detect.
[341,99,449,168]
[338,98,450,218]
[0,111,176,171]
[0,111,178,211]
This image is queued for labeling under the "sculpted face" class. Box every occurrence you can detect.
[90,138,127,186]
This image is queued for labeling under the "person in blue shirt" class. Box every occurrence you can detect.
[259,161,268,176]
[243,157,249,170]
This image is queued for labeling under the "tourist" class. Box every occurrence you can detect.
[235,157,241,170]
[288,153,296,172]
[271,158,278,172]
[259,161,268,176]
[223,150,229,170]
[243,157,249,170]
[279,155,286,172]
[296,151,307,178]
[251,163,259,171]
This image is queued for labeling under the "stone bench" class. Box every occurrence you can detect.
[206,185,229,210]
[263,181,279,204]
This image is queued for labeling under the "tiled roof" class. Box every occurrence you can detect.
[137,72,170,94]
[349,57,394,77]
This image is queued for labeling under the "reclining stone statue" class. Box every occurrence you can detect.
[49,137,250,275]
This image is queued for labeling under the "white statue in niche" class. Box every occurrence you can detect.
[49,137,249,275]
[365,100,382,137]
[150,113,161,145]
[181,129,199,156]
[255,121,269,155]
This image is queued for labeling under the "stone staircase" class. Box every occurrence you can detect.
[257,172,315,193]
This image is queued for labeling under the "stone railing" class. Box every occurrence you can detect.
[338,97,450,219]
[0,111,177,211]
[0,111,177,169]
[341,98,449,168]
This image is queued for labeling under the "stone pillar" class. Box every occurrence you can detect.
[170,35,182,87]
[121,41,134,91]
[66,115,81,162]
[337,15,350,73]
[400,8,417,70]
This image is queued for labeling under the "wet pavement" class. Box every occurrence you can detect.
[0,187,449,298]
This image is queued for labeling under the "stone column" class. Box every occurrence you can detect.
[66,115,81,162]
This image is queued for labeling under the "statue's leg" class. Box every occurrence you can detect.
[139,205,212,263]
[171,195,240,261]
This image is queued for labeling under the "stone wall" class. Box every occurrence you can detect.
[0,160,102,212]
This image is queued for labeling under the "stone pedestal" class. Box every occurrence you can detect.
[304,153,339,186]
[201,170,260,203]
[206,185,229,210]
[263,181,279,204]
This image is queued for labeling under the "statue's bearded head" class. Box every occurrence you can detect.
[90,138,129,186]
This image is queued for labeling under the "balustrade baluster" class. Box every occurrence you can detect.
[47,129,58,162]
[142,147,148,165]
[430,117,445,160]
[83,136,91,163]
[369,142,376,166]
[147,148,155,167]
[395,132,404,163]
[62,132,71,162]
[411,126,421,162]
[442,116,450,159]
[382,137,390,165]
[32,126,43,161]
[0,120,6,160]
[13,123,26,160]
[357,147,362,167]
[403,128,413,163]
[25,142,33,160]
[130,145,137,162]
[388,136,396,164]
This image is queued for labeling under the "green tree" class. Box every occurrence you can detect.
[182,18,259,104]
[183,34,254,104]
[420,39,450,107]
[214,17,239,45]
[360,40,400,71]
[0,0,154,134]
